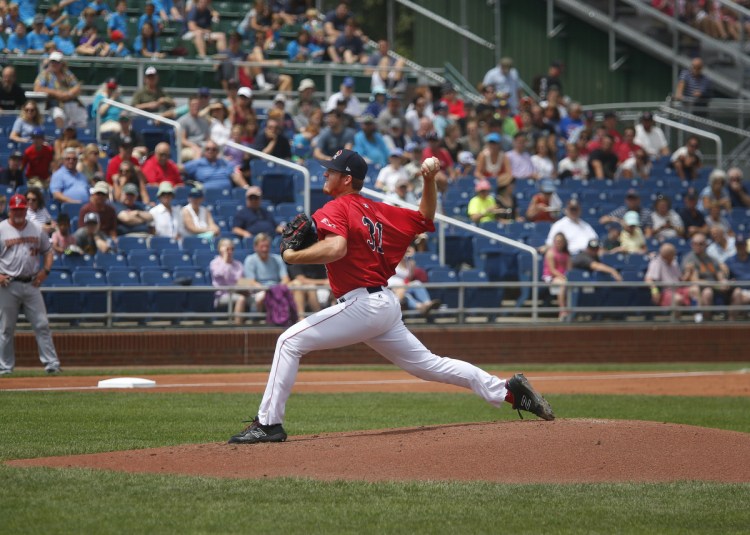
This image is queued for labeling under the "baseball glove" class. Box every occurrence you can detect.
[280,213,318,254]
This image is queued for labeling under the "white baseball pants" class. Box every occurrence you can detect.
[257,287,508,425]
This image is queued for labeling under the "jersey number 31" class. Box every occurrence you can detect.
[362,216,384,254]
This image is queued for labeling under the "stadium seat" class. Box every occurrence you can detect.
[149,237,181,251]
[161,251,194,269]
[127,250,161,268]
[72,270,108,315]
[94,252,127,268]
[172,268,215,313]
[117,236,149,252]
[459,269,503,310]
[44,270,79,316]
[61,254,95,270]
[181,236,214,251]
[107,269,148,318]
[427,267,458,308]
[193,250,215,268]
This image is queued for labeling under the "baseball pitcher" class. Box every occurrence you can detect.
[229,150,553,444]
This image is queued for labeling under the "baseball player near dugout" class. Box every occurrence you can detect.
[0,195,61,375]
[229,149,553,444]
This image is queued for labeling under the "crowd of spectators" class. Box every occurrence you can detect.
[1,1,749,322]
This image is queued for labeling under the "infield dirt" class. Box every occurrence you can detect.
[4,370,750,483]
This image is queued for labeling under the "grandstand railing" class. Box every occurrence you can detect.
[37,279,750,327]
[358,187,541,321]
[98,98,183,163]
[653,115,723,169]
[552,0,750,99]
[223,141,308,224]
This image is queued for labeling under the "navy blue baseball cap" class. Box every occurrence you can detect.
[316,149,368,181]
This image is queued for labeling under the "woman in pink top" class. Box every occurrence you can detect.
[543,232,572,320]
[209,238,247,325]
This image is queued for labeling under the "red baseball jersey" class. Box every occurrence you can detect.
[313,194,435,298]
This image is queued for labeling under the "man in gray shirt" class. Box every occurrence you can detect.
[178,96,211,162]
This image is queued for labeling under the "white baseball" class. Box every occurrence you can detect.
[421,157,441,175]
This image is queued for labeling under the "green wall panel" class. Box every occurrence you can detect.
[411,0,672,104]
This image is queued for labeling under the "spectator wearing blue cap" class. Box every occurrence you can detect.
[324,76,362,117]
[375,148,409,193]
[353,114,390,167]
[474,132,512,184]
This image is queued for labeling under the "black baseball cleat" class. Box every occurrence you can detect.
[506,373,555,421]
[228,417,288,444]
[45,367,62,375]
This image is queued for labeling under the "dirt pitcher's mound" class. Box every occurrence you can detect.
[8,419,750,483]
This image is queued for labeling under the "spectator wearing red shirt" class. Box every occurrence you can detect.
[141,142,184,187]
[105,136,141,184]
[614,126,642,163]
[440,83,466,121]
[22,127,54,183]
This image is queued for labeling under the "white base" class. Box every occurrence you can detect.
[97,377,157,389]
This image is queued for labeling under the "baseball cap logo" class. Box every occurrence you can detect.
[333,150,342,160]
[9,194,27,209]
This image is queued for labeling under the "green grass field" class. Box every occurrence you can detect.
[2,365,750,534]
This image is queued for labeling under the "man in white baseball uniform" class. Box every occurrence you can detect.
[228,150,554,444]
[0,194,60,375]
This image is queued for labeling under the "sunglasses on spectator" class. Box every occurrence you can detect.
[26,197,38,202]
[24,107,36,112]
[692,241,706,245]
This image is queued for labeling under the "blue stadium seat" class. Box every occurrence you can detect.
[459,269,502,310]
[127,250,161,268]
[427,267,458,308]
[172,267,214,313]
[161,250,194,269]
[61,254,95,270]
[93,252,127,269]
[181,236,213,251]
[215,201,242,221]
[567,269,605,321]
[72,270,108,314]
[107,269,147,317]
[44,270,79,316]
[259,172,298,205]
[117,236,149,252]
[193,250,215,268]
[204,188,232,204]
[149,237,181,251]
[273,202,303,224]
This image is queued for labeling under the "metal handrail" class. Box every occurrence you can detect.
[223,141,311,214]
[360,188,540,321]
[39,278,750,325]
[552,0,750,99]
[393,0,495,50]
[99,98,183,163]
[652,115,723,168]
